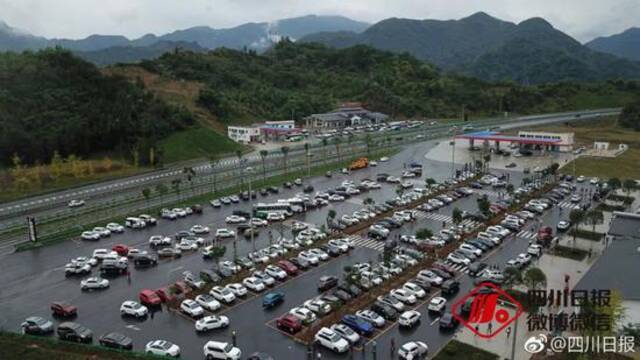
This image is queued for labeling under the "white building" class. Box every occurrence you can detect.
[517,131,574,152]
[227,126,261,144]
[264,120,295,129]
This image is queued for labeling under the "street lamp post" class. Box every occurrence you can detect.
[245,166,256,252]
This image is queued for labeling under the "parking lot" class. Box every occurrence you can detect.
[0,139,601,359]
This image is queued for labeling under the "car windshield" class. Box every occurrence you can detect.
[328,332,342,342]
[223,343,233,352]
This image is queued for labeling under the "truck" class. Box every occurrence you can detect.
[536,226,554,247]
[409,162,423,176]
[348,157,369,171]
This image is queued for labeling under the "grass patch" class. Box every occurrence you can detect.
[158,126,243,163]
[549,245,588,261]
[560,148,640,180]
[0,331,160,360]
[434,340,499,360]
[568,228,604,241]
[596,203,627,212]
[608,194,635,204]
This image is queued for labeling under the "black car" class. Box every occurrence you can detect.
[338,283,361,297]
[384,217,403,228]
[268,186,279,194]
[411,278,432,293]
[260,188,269,196]
[133,254,158,268]
[319,293,343,309]
[99,332,133,350]
[21,316,54,335]
[430,268,452,280]
[439,312,459,331]
[100,263,126,276]
[57,322,93,343]
[199,269,222,284]
[289,257,310,270]
[333,289,352,302]
[466,240,489,251]
[467,262,488,277]
[320,244,341,257]
[303,185,314,193]
[318,276,338,291]
[233,210,251,219]
[441,280,460,295]
[247,353,275,360]
[376,173,390,182]
[371,301,398,321]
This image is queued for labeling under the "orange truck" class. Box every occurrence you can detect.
[348,157,369,170]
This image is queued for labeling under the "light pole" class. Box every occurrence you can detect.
[245,166,256,252]
[450,138,456,179]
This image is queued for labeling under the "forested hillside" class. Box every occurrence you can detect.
[140,41,639,125]
[0,48,193,165]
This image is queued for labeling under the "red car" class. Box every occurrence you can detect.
[276,314,302,334]
[112,244,129,256]
[172,281,191,295]
[277,260,299,276]
[155,287,175,303]
[139,289,162,306]
[51,301,78,317]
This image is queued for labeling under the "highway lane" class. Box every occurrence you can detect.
[0,108,618,222]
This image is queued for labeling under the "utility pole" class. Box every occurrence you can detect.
[510,315,519,360]
[246,167,256,252]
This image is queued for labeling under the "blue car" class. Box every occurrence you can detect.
[341,314,374,336]
[262,292,285,309]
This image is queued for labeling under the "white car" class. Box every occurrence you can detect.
[380,157,389,162]
[528,244,543,257]
[64,261,91,276]
[225,215,246,224]
[191,225,210,234]
[428,297,447,312]
[172,208,188,217]
[145,340,180,357]
[176,239,198,251]
[210,199,222,208]
[181,299,205,317]
[68,199,85,208]
[120,301,148,318]
[193,294,221,312]
[304,299,332,315]
[216,228,235,238]
[398,310,421,328]
[149,235,171,246]
[195,315,229,332]
[356,309,385,327]
[105,223,125,233]
[243,276,266,292]
[459,243,482,257]
[403,282,426,299]
[265,265,287,280]
[330,323,360,344]
[557,220,571,231]
[225,283,248,297]
[80,277,109,291]
[417,270,443,286]
[81,231,100,241]
[390,288,417,305]
[92,227,111,237]
[340,215,359,226]
[590,177,600,185]
[328,239,349,253]
[328,194,345,202]
[161,209,177,220]
[252,271,275,286]
[398,341,428,360]
[289,307,317,324]
[250,218,268,227]
[203,340,241,360]
[75,256,98,267]
[315,327,350,353]
[308,248,329,261]
[210,286,236,304]
[92,248,113,260]
[298,251,319,265]
[266,212,285,221]
[517,253,532,265]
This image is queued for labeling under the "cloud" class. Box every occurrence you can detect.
[0,0,638,42]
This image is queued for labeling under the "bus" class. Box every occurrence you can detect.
[253,203,294,218]
[277,198,307,213]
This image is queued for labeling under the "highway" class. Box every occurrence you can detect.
[0,108,618,243]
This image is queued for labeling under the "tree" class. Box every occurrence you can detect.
[142,188,151,207]
[304,143,311,177]
[416,228,433,240]
[424,178,436,187]
[477,195,491,216]
[327,209,336,226]
[523,267,547,289]
[280,146,290,177]
[608,177,621,194]
[10,153,29,191]
[183,167,196,195]
[483,154,491,173]
[623,179,636,199]
[156,183,168,206]
[452,207,463,225]
[580,289,626,338]
[506,184,515,195]
[365,134,372,156]
[569,209,586,242]
[171,179,182,200]
[503,267,523,288]
[50,151,64,182]
[259,150,269,182]
[586,209,604,233]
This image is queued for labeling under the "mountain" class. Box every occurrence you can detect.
[0,15,369,55]
[300,12,640,83]
[76,41,206,66]
[586,28,640,61]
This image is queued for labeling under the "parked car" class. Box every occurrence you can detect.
[21,316,54,335]
[314,327,350,353]
[57,322,92,343]
[276,314,302,334]
[398,310,421,328]
[99,332,133,350]
[262,292,285,309]
[145,340,180,357]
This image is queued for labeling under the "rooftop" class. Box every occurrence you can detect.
[455,131,562,145]
[608,211,640,238]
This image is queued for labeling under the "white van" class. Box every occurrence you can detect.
[125,217,145,229]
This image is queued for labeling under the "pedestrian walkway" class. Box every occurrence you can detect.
[350,235,385,252]
[515,229,537,240]
[414,211,482,230]
[557,200,582,209]
[443,260,470,274]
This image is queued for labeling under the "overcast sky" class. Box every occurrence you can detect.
[2,0,639,42]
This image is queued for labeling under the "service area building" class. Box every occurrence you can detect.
[227,125,261,144]
[517,131,574,152]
